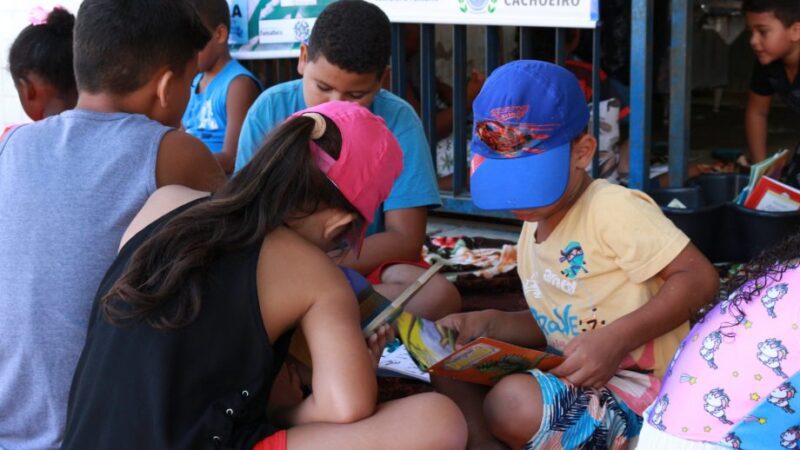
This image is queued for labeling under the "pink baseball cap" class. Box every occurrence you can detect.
[290,101,403,253]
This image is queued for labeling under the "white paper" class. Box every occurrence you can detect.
[378,345,431,383]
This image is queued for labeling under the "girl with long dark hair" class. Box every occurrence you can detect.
[61,101,467,450]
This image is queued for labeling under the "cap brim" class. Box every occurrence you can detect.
[470,142,571,211]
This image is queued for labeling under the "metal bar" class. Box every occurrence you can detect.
[485,26,501,74]
[519,27,535,60]
[453,25,468,196]
[390,23,407,99]
[629,0,653,191]
[592,25,601,178]
[668,0,692,187]
[555,28,566,66]
[420,24,437,162]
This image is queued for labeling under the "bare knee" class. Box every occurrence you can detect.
[484,374,542,448]
[406,393,468,450]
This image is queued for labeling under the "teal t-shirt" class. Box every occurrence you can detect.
[236,79,441,234]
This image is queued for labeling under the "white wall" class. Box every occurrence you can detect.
[0,1,82,126]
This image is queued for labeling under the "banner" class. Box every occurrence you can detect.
[230,0,598,60]
[366,0,598,28]
[230,0,335,60]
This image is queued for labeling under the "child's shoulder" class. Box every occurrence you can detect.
[371,89,422,127]
[578,179,663,222]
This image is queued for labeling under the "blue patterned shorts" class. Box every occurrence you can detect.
[525,370,643,450]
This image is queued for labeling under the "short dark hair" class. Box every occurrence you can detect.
[307,0,391,77]
[742,0,800,27]
[9,7,76,96]
[188,0,231,30]
[74,0,211,95]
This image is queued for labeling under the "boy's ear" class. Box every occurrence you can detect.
[790,22,800,41]
[572,133,597,170]
[16,78,36,102]
[156,69,175,109]
[297,44,309,75]
[215,24,229,44]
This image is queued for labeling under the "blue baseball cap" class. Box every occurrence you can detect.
[470,60,590,211]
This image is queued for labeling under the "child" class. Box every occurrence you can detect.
[637,231,800,449]
[6,7,76,125]
[436,60,720,450]
[0,1,226,448]
[744,0,800,164]
[182,0,262,174]
[61,102,467,450]
[236,0,459,320]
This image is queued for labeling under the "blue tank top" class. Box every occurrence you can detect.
[182,60,261,153]
[0,110,171,450]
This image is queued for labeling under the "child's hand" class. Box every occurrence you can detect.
[549,326,628,389]
[436,310,492,348]
[366,323,395,369]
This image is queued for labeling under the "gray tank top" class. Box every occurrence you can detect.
[0,110,171,450]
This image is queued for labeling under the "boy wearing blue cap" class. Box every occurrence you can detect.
[437,60,720,450]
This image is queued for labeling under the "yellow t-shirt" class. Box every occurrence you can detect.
[517,179,691,413]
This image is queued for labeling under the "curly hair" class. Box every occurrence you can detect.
[704,229,800,325]
[307,0,391,78]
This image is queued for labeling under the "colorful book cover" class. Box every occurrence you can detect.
[739,149,789,205]
[743,176,800,212]
[396,312,564,386]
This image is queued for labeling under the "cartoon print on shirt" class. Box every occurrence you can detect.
[768,382,796,414]
[758,338,790,379]
[649,394,669,431]
[723,432,741,449]
[762,283,789,318]
[704,388,734,425]
[781,425,800,449]
[559,241,588,279]
[700,330,723,369]
[666,341,685,377]
[719,294,745,324]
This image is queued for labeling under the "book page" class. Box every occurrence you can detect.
[396,312,457,371]
[378,344,431,383]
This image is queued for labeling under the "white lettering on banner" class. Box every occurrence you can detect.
[542,269,577,296]
[504,0,580,5]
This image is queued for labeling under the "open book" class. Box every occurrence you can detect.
[289,262,445,367]
[396,312,563,386]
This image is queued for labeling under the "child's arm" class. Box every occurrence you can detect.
[437,309,547,349]
[745,91,772,164]
[338,206,428,274]
[550,243,718,388]
[217,77,260,174]
[156,130,227,192]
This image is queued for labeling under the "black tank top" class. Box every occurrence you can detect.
[62,198,291,449]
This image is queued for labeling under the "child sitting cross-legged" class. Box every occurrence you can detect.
[435,60,720,450]
[61,101,467,450]
[237,0,460,321]
[182,0,262,174]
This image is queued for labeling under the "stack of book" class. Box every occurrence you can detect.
[738,149,800,212]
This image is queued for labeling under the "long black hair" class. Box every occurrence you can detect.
[102,114,361,329]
